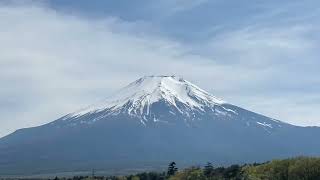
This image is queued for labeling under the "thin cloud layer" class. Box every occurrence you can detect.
[0,2,319,137]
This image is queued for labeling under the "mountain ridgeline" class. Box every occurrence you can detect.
[1,76,320,175]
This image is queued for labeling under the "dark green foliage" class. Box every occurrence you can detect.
[127,172,166,180]
[170,166,206,180]
[167,162,178,176]
[45,157,320,180]
[223,164,242,179]
[244,157,320,180]
[204,162,214,177]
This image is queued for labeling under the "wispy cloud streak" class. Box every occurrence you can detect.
[0,1,320,137]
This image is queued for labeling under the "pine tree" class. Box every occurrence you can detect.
[167,161,178,176]
[204,162,214,177]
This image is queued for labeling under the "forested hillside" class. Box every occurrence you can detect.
[37,157,320,180]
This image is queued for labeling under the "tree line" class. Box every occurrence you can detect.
[50,156,320,180]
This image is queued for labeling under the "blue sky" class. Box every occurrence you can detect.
[0,0,319,137]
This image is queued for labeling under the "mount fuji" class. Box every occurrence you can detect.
[1,76,320,175]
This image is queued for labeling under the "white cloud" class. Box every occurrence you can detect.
[202,23,320,126]
[0,2,319,137]
[0,3,228,137]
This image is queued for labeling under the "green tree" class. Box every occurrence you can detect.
[131,176,140,180]
[243,157,320,180]
[167,162,178,176]
[204,162,214,177]
[223,164,241,179]
[169,167,206,180]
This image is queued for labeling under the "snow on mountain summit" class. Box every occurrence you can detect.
[70,76,226,118]
[51,75,288,132]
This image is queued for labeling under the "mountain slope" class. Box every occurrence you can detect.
[53,75,283,130]
[1,76,320,175]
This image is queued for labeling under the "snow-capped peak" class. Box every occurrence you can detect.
[70,76,225,117]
